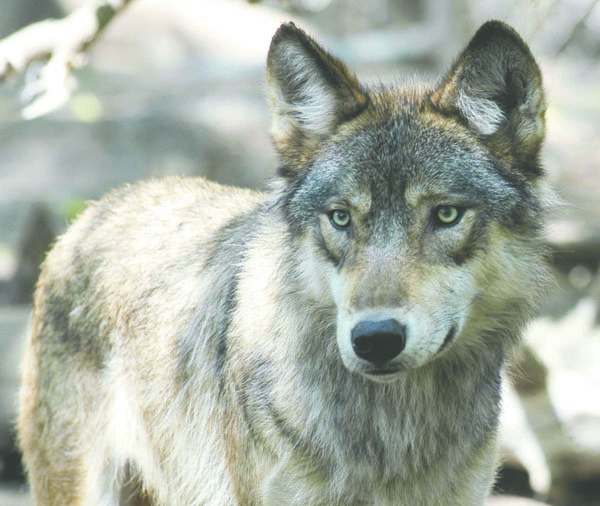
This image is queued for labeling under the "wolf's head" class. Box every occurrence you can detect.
[266,21,552,382]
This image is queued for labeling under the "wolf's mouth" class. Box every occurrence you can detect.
[360,365,405,379]
[367,368,402,376]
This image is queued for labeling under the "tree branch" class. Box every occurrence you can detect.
[0,0,134,119]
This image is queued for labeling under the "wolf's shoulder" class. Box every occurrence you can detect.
[42,176,267,289]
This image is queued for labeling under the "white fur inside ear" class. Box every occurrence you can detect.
[292,80,337,134]
[457,90,506,135]
[271,44,338,135]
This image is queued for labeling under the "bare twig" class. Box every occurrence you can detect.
[0,0,134,119]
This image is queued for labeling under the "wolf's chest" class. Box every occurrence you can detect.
[243,358,501,504]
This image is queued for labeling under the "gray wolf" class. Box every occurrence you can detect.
[18,20,552,505]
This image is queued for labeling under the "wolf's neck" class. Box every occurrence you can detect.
[266,313,504,476]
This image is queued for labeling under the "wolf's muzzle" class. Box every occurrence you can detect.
[350,319,406,366]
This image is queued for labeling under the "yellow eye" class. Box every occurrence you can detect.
[330,210,351,229]
[436,205,461,226]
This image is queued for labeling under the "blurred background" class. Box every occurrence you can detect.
[0,0,599,504]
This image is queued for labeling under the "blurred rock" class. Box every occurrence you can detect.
[500,290,600,504]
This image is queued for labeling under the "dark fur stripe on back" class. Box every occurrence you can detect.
[176,206,264,389]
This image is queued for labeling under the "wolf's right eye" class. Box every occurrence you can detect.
[329,210,351,230]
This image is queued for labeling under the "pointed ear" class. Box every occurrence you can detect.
[266,23,369,175]
[431,21,546,175]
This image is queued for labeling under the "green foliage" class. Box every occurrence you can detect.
[60,198,88,222]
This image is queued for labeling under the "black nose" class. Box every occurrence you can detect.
[351,319,406,366]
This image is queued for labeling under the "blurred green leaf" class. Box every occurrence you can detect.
[60,198,88,222]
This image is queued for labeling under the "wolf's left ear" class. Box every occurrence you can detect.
[267,23,369,175]
[431,21,546,175]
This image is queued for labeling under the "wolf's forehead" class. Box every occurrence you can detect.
[338,117,496,195]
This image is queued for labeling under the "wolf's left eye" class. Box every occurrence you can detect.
[329,210,351,229]
[434,205,463,226]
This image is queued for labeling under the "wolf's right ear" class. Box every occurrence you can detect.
[267,23,369,176]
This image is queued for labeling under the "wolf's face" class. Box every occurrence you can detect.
[267,22,550,381]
